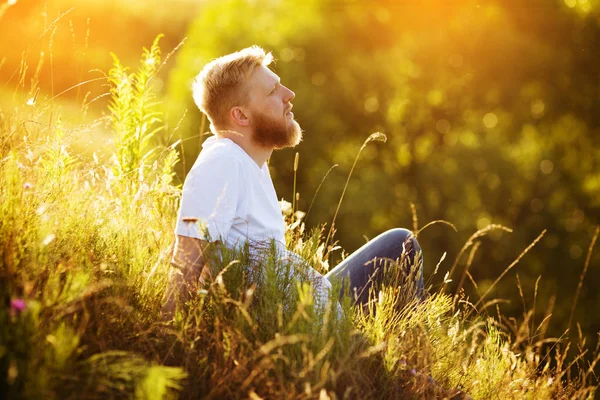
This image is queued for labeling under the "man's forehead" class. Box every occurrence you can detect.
[252,64,280,86]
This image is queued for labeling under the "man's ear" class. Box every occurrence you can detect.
[230,106,250,127]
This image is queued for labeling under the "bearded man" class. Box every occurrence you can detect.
[161,46,424,319]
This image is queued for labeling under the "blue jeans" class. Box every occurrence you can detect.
[324,228,425,307]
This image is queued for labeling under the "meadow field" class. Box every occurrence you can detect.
[1,0,599,399]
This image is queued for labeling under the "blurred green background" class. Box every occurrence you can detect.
[1,0,598,355]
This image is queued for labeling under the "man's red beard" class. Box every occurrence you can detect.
[251,109,303,150]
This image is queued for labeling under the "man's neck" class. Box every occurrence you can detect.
[220,129,272,168]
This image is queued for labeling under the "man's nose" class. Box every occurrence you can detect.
[283,85,295,102]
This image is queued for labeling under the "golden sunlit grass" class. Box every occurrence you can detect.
[1,34,599,399]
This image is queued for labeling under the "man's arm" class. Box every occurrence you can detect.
[160,234,213,321]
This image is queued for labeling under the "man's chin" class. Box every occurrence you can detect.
[286,123,303,148]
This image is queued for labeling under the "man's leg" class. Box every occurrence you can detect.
[324,228,424,307]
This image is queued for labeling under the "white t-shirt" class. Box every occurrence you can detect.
[174,136,337,312]
[175,135,286,248]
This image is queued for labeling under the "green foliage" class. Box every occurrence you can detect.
[108,34,169,180]
[82,351,186,400]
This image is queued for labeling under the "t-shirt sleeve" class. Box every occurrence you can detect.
[174,155,241,241]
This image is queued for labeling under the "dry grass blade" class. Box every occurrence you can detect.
[443,224,513,293]
[568,225,599,332]
[414,219,458,238]
[516,273,527,320]
[426,251,447,291]
[471,229,546,314]
[531,275,542,345]
[324,132,386,250]
[534,314,554,337]
[454,240,481,307]
[479,298,510,312]
[305,163,338,220]
[410,203,418,233]
[40,76,108,107]
[154,36,187,77]
[258,334,311,355]
[292,152,299,214]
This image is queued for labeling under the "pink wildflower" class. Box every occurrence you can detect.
[10,298,26,313]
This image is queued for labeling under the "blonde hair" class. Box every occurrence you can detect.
[191,46,274,134]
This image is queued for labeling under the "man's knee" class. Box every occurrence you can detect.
[377,228,422,265]
[382,228,418,246]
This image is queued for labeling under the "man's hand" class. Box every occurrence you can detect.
[160,234,212,321]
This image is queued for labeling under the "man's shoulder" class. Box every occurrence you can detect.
[192,143,245,171]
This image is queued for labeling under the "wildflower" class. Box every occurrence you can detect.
[10,298,26,316]
[294,210,306,220]
[279,199,292,216]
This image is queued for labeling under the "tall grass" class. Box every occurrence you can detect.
[1,35,598,399]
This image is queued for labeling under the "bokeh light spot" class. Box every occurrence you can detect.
[564,0,576,7]
[293,47,306,61]
[415,135,434,162]
[566,209,586,232]
[570,244,582,259]
[443,158,458,173]
[459,130,479,147]
[580,2,592,13]
[397,144,412,166]
[565,209,584,232]
[530,99,545,119]
[540,159,554,174]
[461,72,473,86]
[436,119,451,134]
[530,198,544,213]
[375,7,391,23]
[364,96,379,113]
[483,112,498,128]
[311,72,326,86]
[427,90,444,106]
[487,174,500,190]
[443,132,458,146]
[280,48,294,62]
[545,234,560,248]
[150,76,164,91]
[477,216,492,230]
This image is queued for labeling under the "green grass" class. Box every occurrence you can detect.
[1,36,598,400]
